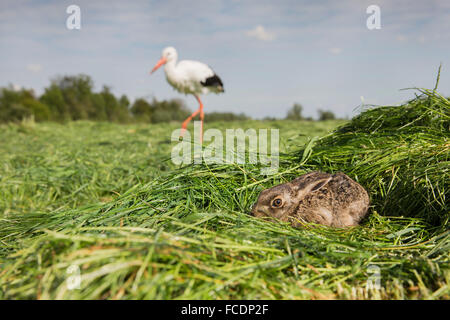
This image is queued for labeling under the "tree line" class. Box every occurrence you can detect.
[283,103,337,121]
[0,74,337,123]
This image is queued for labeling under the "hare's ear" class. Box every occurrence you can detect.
[293,175,332,194]
[309,177,332,192]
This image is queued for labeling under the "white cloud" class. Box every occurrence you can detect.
[27,63,42,73]
[246,25,276,41]
[329,47,342,55]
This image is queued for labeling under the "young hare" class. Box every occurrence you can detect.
[251,172,370,228]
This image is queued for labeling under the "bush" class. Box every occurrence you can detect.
[204,112,250,122]
[22,98,52,121]
[101,86,130,123]
[0,86,36,122]
[40,84,69,121]
[285,103,304,120]
[151,99,191,123]
[130,98,152,122]
[318,109,336,120]
[131,98,191,123]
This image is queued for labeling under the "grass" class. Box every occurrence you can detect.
[0,90,448,300]
[0,120,340,215]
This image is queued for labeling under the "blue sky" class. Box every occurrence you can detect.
[1,0,449,118]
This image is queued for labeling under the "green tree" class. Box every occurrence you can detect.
[318,109,336,121]
[119,95,130,109]
[151,98,190,123]
[0,86,40,122]
[1,74,256,124]
[204,112,250,122]
[40,84,69,121]
[90,93,107,121]
[101,86,130,123]
[286,103,304,120]
[130,98,153,122]
[22,98,51,121]
[52,74,95,120]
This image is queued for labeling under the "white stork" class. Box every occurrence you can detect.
[150,47,224,143]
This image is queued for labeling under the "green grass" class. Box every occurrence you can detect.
[0,120,340,215]
[0,91,448,300]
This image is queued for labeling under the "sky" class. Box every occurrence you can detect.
[1,0,449,119]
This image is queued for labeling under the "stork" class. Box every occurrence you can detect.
[150,47,224,143]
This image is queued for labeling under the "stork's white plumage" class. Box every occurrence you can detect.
[150,47,224,143]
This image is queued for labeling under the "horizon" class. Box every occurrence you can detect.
[1,0,449,119]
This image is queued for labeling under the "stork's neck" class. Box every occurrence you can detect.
[164,59,177,76]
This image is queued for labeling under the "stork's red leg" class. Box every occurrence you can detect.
[180,95,204,144]
[196,95,204,144]
[180,108,200,137]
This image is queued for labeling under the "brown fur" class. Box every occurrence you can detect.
[251,171,370,228]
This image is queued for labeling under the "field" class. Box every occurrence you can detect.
[0,90,448,299]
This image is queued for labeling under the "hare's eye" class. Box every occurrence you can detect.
[271,198,283,208]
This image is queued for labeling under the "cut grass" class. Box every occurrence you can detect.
[294,87,449,226]
[0,90,448,299]
[0,120,340,215]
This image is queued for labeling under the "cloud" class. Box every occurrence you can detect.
[245,25,276,41]
[329,47,342,55]
[27,63,42,73]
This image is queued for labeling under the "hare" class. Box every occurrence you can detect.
[251,171,370,228]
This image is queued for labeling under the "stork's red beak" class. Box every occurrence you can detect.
[150,57,167,74]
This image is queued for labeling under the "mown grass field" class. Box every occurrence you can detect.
[0,120,341,216]
[0,90,448,299]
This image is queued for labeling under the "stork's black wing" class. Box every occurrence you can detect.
[201,74,224,92]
